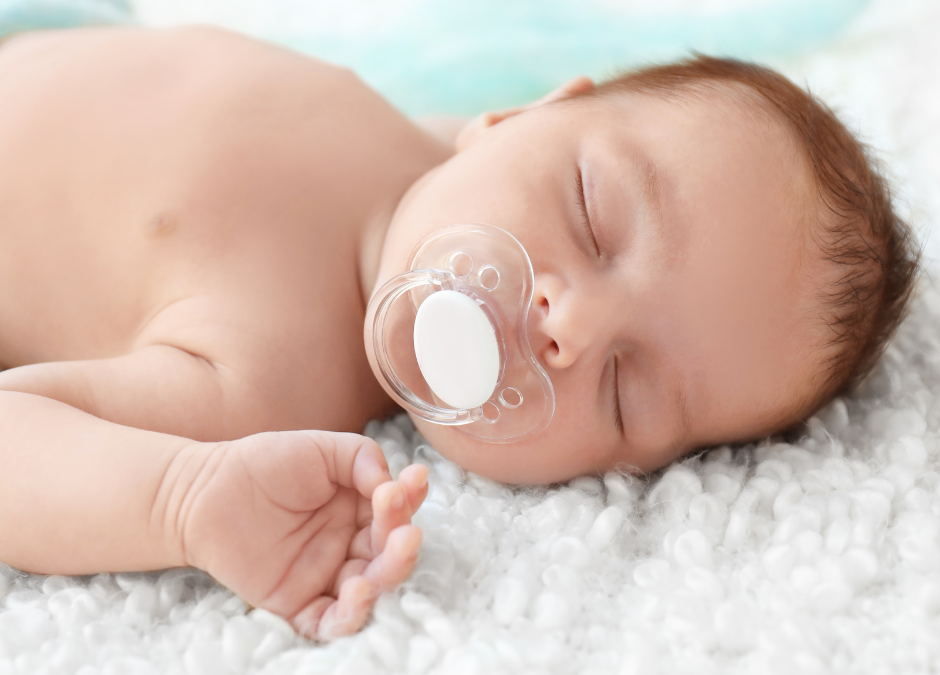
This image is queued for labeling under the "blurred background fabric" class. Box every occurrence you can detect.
[0,0,132,35]
[131,0,871,117]
[0,0,872,116]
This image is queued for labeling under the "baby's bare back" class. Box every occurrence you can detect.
[0,26,441,439]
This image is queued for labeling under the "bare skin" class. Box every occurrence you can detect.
[0,26,447,639]
[0,25,825,635]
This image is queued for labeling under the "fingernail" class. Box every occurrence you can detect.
[391,492,405,510]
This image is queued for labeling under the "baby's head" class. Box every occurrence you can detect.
[367,55,919,484]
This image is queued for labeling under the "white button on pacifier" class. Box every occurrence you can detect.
[413,290,500,410]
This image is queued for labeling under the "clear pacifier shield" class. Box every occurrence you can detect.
[368,223,555,443]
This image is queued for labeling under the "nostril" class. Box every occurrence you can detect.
[547,340,559,359]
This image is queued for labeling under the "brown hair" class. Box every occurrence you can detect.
[581,54,920,423]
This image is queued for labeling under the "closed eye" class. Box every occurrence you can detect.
[612,354,624,438]
[576,164,601,258]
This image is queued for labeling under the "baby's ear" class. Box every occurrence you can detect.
[455,76,594,151]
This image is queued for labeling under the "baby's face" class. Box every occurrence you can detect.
[369,90,822,484]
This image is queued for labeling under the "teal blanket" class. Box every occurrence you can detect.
[273,0,870,115]
[0,0,133,35]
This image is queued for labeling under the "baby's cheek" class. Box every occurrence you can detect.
[407,418,491,472]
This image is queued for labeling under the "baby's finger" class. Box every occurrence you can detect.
[314,576,376,640]
[363,525,422,593]
[369,481,412,554]
[351,440,393,498]
[355,494,373,529]
[331,557,369,596]
[295,529,422,640]
[348,465,423,559]
[291,596,333,641]
[301,431,391,498]
[347,523,374,561]
[398,464,429,514]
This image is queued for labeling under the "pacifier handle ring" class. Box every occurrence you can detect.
[371,270,484,426]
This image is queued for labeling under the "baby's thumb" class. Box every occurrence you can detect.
[300,431,391,498]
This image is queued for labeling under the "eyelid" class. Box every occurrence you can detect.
[576,164,601,258]
[612,354,625,438]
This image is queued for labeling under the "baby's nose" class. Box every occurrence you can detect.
[530,274,606,370]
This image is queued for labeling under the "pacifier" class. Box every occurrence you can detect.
[368,223,555,443]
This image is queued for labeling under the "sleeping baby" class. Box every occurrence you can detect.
[0,26,919,639]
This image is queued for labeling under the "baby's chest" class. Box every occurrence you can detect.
[0,67,376,368]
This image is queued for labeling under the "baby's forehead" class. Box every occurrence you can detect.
[581,82,814,208]
[574,80,799,154]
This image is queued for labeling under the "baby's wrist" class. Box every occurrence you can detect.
[150,440,225,571]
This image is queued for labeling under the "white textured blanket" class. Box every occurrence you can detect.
[3,0,940,672]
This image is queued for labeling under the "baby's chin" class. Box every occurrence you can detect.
[407,414,587,485]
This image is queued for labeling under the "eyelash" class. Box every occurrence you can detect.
[612,355,624,437]
[576,165,601,258]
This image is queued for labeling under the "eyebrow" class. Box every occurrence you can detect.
[638,155,665,244]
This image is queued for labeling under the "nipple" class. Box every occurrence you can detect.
[367,223,555,443]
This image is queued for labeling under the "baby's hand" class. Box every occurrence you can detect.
[175,430,428,640]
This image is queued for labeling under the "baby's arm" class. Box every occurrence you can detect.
[0,389,426,638]
[0,348,429,638]
[0,389,190,573]
[0,345,270,441]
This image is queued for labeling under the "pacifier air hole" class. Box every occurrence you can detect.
[479,265,500,291]
[482,401,500,423]
[449,252,473,278]
[498,386,523,409]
